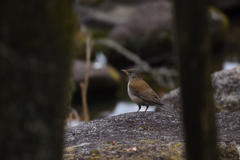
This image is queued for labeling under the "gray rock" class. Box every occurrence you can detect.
[63,111,240,159]
[156,88,181,113]
[155,66,240,113]
[212,66,240,112]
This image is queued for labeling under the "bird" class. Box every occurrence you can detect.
[121,68,174,113]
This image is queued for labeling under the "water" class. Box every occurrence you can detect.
[104,101,156,117]
[222,60,239,70]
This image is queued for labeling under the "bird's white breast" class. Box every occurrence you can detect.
[127,81,134,101]
[127,81,131,98]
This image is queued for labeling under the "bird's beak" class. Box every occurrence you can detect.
[121,69,128,74]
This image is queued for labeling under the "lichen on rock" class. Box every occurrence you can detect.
[63,111,240,159]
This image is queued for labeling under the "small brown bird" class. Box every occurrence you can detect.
[121,68,174,113]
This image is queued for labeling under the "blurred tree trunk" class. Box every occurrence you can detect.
[173,0,218,160]
[0,1,76,160]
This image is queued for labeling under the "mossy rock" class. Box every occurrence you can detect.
[63,112,240,159]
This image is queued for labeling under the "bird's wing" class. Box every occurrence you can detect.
[129,79,164,105]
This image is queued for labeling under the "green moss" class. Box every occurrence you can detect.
[145,140,154,143]
[62,154,75,160]
[172,143,182,147]
[64,146,78,152]
[116,143,123,146]
[92,150,100,155]
[143,139,161,144]
[110,146,117,149]
[64,140,186,159]
[141,125,148,130]
[90,155,105,160]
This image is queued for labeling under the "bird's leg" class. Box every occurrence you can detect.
[137,105,141,112]
[145,106,149,112]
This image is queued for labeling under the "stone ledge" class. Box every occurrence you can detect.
[63,111,240,159]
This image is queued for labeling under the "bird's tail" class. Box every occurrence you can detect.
[161,104,175,114]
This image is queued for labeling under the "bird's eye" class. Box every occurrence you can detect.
[129,72,131,74]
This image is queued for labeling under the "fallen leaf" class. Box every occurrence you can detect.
[132,147,137,151]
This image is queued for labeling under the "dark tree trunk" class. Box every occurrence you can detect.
[0,1,76,160]
[173,0,218,160]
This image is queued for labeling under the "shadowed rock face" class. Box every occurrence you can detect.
[63,112,240,159]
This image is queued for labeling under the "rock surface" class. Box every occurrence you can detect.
[156,88,181,113]
[156,66,240,113]
[212,66,240,112]
[63,111,240,159]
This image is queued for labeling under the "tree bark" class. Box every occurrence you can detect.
[0,1,76,160]
[173,0,218,160]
